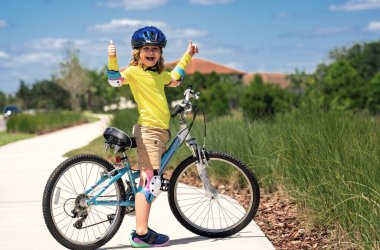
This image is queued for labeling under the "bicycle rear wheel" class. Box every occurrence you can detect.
[42,154,126,250]
[168,151,260,238]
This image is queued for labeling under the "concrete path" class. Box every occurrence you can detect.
[0,116,274,250]
[0,117,5,131]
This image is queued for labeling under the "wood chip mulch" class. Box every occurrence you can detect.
[173,171,356,249]
[255,189,356,250]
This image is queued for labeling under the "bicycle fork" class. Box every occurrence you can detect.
[185,137,217,198]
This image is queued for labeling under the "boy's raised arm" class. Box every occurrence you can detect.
[107,40,124,87]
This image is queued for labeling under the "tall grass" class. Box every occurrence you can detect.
[6,111,88,134]
[111,108,379,248]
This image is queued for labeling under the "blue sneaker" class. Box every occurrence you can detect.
[129,228,170,248]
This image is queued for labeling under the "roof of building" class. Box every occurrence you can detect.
[165,57,246,75]
[243,73,289,89]
[165,57,289,88]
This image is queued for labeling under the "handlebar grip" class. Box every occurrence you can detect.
[171,105,184,118]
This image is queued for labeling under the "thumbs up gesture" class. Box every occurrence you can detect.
[187,40,199,57]
[108,40,117,58]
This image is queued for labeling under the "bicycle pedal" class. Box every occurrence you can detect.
[160,178,170,191]
[125,206,135,216]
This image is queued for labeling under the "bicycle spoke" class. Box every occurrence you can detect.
[194,198,211,224]
[46,158,125,247]
[60,176,77,195]
[171,154,259,236]
[184,196,207,215]
[200,199,213,228]
[73,164,85,192]
[67,168,78,195]
[218,194,246,216]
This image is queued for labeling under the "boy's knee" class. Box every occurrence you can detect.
[137,169,162,204]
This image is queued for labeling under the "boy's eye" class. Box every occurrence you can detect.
[143,47,160,53]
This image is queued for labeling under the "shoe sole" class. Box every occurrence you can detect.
[128,234,170,248]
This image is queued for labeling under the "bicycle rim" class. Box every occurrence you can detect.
[48,160,123,246]
[171,153,258,236]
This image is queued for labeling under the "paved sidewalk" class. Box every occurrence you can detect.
[0,116,274,250]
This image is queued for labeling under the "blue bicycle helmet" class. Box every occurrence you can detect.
[131,26,167,49]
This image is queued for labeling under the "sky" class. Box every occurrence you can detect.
[0,0,380,94]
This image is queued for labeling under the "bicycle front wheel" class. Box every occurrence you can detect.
[168,151,260,238]
[42,154,126,250]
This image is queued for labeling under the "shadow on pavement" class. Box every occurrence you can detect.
[100,233,268,249]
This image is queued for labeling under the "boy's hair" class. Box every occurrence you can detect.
[129,48,165,74]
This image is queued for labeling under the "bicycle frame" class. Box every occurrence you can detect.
[84,114,199,207]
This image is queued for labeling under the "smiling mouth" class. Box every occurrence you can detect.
[146,57,155,62]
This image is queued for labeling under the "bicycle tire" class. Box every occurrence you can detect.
[42,154,126,250]
[168,151,260,238]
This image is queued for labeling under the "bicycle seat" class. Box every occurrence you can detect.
[103,127,137,152]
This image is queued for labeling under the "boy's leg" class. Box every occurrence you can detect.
[135,169,153,236]
[131,124,170,246]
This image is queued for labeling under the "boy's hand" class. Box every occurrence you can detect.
[108,40,117,58]
[187,40,198,56]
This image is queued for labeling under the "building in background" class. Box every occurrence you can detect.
[166,57,289,88]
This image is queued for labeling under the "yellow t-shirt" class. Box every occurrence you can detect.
[121,66,172,129]
[108,52,192,130]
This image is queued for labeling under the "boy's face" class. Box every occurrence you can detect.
[139,46,161,67]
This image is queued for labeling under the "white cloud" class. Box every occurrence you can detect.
[28,38,91,50]
[2,53,59,67]
[101,0,168,9]
[365,21,380,32]
[90,19,167,32]
[174,29,208,38]
[329,0,380,11]
[276,12,305,19]
[201,46,234,55]
[0,51,9,59]
[304,27,353,36]
[18,53,59,64]
[277,12,291,18]
[189,0,234,5]
[0,19,8,28]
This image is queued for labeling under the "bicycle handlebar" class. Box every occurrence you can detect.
[171,105,184,118]
[171,86,199,118]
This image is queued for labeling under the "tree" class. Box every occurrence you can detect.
[203,81,230,117]
[0,91,6,110]
[329,41,380,82]
[241,74,294,120]
[15,81,33,109]
[85,67,122,112]
[367,72,380,114]
[58,49,89,112]
[31,80,70,110]
[320,60,366,110]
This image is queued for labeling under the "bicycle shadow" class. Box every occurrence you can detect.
[100,232,265,249]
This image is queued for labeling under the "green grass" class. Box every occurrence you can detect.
[185,109,379,249]
[64,108,379,249]
[0,131,35,146]
[6,111,90,134]
[64,110,138,162]
[1,111,98,147]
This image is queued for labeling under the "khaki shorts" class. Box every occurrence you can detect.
[132,124,170,170]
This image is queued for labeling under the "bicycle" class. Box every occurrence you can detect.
[42,86,260,250]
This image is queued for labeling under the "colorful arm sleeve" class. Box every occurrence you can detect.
[108,56,119,71]
[170,52,192,81]
[107,56,124,87]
